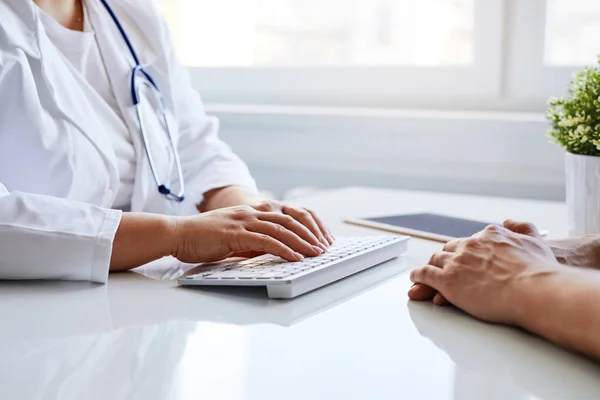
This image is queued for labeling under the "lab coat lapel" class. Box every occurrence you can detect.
[0,0,41,58]
[34,14,120,191]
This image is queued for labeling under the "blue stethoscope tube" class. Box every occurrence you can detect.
[99,0,185,202]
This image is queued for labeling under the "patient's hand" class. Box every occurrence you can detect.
[408,220,547,306]
[409,221,561,324]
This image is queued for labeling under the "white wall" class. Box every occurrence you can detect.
[209,104,566,201]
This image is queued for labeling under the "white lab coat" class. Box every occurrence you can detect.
[0,0,257,283]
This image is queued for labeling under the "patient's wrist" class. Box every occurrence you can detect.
[511,268,572,335]
[509,266,563,330]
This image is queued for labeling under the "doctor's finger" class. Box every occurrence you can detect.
[231,250,265,259]
[282,206,329,247]
[246,221,322,258]
[237,232,302,262]
[256,212,324,250]
[305,208,334,245]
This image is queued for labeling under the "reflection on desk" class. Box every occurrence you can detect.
[0,321,199,400]
[0,256,409,339]
[409,302,600,400]
[0,256,408,400]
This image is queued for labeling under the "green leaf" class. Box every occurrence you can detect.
[546,55,600,156]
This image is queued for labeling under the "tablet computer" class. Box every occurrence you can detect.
[345,213,547,243]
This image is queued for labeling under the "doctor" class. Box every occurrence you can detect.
[0,0,333,283]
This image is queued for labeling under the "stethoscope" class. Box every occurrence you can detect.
[99,0,185,202]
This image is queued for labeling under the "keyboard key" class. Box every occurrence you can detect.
[257,272,284,279]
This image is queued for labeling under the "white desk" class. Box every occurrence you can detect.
[1,187,599,400]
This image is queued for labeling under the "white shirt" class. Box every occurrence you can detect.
[37,4,135,209]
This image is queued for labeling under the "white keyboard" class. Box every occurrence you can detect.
[178,236,409,298]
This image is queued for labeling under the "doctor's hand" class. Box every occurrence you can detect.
[199,186,334,248]
[110,207,328,272]
[170,205,327,264]
[409,222,560,324]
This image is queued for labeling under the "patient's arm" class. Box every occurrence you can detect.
[546,235,600,269]
[514,267,600,360]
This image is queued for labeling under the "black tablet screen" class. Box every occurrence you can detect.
[365,213,492,238]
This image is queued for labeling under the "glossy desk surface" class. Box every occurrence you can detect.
[2,187,599,400]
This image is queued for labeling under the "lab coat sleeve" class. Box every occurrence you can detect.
[0,184,122,283]
[162,22,258,213]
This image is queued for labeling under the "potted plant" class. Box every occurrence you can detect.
[547,56,600,236]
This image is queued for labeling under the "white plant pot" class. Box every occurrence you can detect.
[565,152,600,236]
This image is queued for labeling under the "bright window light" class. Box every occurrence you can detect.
[160,0,473,67]
[545,0,600,66]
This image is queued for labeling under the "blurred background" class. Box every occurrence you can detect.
[158,0,600,201]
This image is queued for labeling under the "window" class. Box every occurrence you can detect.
[545,0,600,66]
[162,0,473,67]
[159,0,600,110]
[159,0,502,107]
[506,0,600,103]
